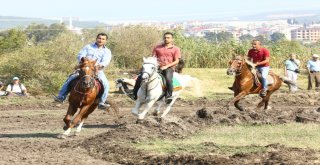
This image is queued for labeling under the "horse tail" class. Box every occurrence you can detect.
[176,59,185,73]
[280,76,303,90]
[186,76,203,97]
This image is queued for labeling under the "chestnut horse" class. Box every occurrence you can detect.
[58,57,114,139]
[227,56,295,111]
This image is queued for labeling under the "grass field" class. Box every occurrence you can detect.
[133,123,320,155]
[171,68,309,99]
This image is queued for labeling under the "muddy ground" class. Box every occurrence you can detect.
[1,91,320,164]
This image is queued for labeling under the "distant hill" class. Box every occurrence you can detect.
[0,16,106,30]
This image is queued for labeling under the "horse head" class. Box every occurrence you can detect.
[141,57,158,81]
[78,57,96,89]
[227,56,245,75]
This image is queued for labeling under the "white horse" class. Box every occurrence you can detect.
[131,57,201,120]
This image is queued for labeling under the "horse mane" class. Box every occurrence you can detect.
[244,59,255,69]
[79,57,95,68]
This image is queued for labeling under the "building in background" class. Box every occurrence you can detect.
[291,28,320,43]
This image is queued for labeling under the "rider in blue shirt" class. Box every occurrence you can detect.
[54,33,112,109]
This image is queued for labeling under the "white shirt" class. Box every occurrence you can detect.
[6,84,26,93]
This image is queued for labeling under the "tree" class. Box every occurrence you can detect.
[254,35,268,45]
[270,32,286,42]
[205,32,233,42]
[25,23,66,43]
[239,34,254,42]
[0,29,27,53]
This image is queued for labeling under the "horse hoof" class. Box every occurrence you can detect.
[63,126,68,131]
[155,117,162,122]
[74,132,80,136]
[57,134,68,139]
[152,111,159,116]
[131,111,138,117]
[136,119,143,124]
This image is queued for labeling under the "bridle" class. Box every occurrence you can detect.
[228,59,244,76]
[141,62,158,82]
[141,62,161,98]
[74,65,97,95]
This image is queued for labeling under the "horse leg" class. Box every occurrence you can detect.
[75,104,98,135]
[131,100,142,116]
[138,99,156,120]
[228,91,248,111]
[63,105,77,130]
[234,100,245,111]
[58,105,77,139]
[161,96,178,118]
[68,105,91,133]
[257,91,273,109]
[153,99,164,116]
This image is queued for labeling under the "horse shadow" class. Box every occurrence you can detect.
[82,123,122,129]
[0,133,58,139]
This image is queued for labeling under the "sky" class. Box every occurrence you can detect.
[1,0,320,22]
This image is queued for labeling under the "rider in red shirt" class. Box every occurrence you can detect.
[131,32,181,103]
[248,39,270,97]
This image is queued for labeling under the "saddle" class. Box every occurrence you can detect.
[159,74,182,92]
[251,69,275,87]
[156,74,182,101]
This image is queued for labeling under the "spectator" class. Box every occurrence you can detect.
[0,81,6,96]
[284,53,300,92]
[6,77,28,96]
[307,54,320,90]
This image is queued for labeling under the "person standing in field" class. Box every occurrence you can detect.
[307,54,320,90]
[284,53,300,92]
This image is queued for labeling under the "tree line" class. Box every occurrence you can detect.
[0,23,319,94]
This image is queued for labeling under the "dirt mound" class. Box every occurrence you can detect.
[81,100,320,164]
[194,106,320,125]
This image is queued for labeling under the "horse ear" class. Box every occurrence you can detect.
[81,57,85,63]
[143,57,146,62]
[228,60,232,65]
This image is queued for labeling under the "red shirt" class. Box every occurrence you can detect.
[153,44,181,68]
[248,47,270,67]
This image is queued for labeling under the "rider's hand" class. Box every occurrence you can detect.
[160,66,168,70]
[96,65,104,70]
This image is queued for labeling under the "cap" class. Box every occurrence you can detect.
[12,77,19,80]
[313,54,319,58]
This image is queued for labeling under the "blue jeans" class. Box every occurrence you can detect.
[257,66,270,90]
[57,70,109,104]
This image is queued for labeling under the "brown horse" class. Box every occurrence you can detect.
[58,57,116,139]
[227,56,294,111]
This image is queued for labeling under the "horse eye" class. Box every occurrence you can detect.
[152,67,155,70]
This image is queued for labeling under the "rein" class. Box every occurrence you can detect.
[74,74,97,95]
[141,62,160,99]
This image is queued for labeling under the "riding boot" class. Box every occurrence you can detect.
[131,74,142,100]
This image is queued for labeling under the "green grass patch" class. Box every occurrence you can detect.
[133,123,320,155]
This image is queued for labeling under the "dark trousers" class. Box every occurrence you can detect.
[161,68,174,97]
[308,72,320,90]
[133,68,174,98]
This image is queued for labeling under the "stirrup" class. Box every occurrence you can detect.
[260,90,267,97]
[53,95,64,103]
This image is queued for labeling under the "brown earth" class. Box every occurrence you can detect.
[1,91,320,164]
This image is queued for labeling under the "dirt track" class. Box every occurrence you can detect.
[1,91,320,164]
